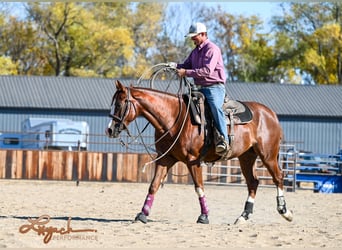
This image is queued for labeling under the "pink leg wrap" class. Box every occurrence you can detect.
[199,196,209,215]
[142,194,154,216]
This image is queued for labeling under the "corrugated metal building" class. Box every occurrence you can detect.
[0,75,341,154]
[226,82,342,154]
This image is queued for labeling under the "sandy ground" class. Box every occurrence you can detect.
[0,179,341,249]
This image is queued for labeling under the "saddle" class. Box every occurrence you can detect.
[183,91,253,160]
[184,92,253,127]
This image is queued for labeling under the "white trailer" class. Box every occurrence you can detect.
[21,118,89,150]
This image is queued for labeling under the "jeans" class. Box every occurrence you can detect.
[199,84,228,142]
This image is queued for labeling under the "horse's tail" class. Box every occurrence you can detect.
[280,127,284,145]
[278,126,287,169]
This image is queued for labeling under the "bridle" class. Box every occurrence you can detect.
[108,87,132,137]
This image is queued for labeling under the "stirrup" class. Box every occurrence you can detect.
[215,140,229,154]
[218,144,233,160]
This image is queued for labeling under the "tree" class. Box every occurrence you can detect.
[23,2,163,78]
[26,2,99,76]
[81,2,135,77]
[0,8,45,75]
[152,2,206,65]
[2,2,341,84]
[0,56,18,75]
[272,2,342,85]
[202,6,274,82]
[125,2,165,77]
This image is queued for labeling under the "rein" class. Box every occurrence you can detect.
[141,77,193,172]
[120,65,182,153]
[114,65,194,178]
[115,82,184,155]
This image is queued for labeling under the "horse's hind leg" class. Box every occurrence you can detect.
[235,149,259,224]
[256,145,293,222]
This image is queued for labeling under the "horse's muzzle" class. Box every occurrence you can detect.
[105,120,121,138]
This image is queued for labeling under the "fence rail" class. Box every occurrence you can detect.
[202,144,342,193]
[0,144,341,192]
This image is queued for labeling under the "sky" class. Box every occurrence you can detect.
[168,1,283,33]
[203,1,282,16]
[7,1,283,22]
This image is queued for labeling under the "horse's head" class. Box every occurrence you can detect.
[105,80,134,138]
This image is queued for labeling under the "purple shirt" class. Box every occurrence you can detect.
[177,39,226,86]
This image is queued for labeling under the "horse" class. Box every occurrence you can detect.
[106,79,293,224]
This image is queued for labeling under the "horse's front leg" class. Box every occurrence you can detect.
[188,161,209,224]
[135,161,171,224]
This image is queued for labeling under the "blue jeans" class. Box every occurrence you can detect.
[199,84,228,142]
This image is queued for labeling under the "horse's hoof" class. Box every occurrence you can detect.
[134,212,147,224]
[281,210,293,222]
[196,214,209,224]
[234,216,247,225]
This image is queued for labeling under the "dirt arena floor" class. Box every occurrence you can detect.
[0,179,341,248]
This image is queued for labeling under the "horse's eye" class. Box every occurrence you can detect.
[114,103,122,112]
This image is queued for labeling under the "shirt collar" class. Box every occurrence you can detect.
[198,38,209,50]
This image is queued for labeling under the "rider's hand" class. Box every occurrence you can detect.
[177,68,186,78]
[167,62,177,68]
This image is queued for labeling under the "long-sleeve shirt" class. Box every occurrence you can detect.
[177,39,226,87]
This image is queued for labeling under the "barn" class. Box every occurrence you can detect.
[0,75,341,155]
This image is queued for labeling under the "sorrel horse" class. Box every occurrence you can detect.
[106,80,293,224]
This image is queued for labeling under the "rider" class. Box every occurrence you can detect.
[168,22,230,155]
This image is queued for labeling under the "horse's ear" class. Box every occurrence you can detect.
[115,80,125,91]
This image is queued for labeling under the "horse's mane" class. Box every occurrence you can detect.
[130,86,181,99]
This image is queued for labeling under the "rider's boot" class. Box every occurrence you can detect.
[215,135,230,155]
